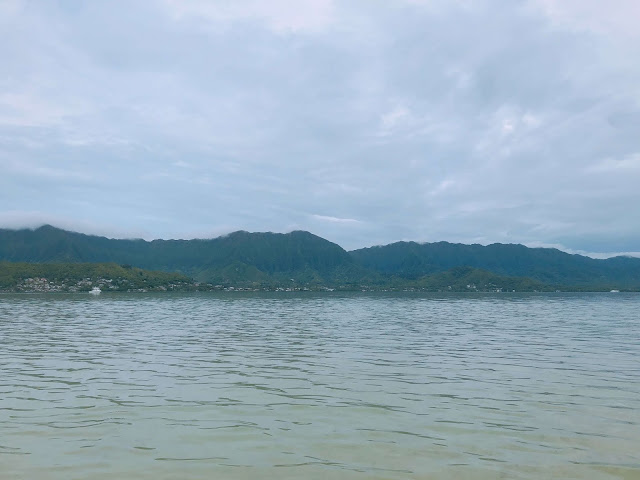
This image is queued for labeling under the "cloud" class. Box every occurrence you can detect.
[162,0,336,34]
[531,0,640,40]
[586,153,640,173]
[380,105,411,131]
[0,0,638,254]
[0,211,151,240]
[311,214,362,224]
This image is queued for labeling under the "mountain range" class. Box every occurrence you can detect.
[1,225,639,291]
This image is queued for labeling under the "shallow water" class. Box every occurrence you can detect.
[1,292,639,479]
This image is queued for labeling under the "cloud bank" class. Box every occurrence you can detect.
[1,0,638,254]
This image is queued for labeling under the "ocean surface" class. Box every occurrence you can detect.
[1,292,639,480]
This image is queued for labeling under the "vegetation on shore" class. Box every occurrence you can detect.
[1,261,633,294]
[0,262,195,292]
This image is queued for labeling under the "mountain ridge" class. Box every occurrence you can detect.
[1,225,639,289]
[349,239,640,286]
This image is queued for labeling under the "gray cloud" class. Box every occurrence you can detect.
[1,0,638,254]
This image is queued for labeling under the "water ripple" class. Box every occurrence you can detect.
[0,292,639,479]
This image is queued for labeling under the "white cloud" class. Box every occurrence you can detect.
[162,0,336,34]
[429,179,458,197]
[586,153,640,173]
[525,240,640,259]
[172,160,192,168]
[0,211,151,240]
[0,0,639,253]
[531,0,640,40]
[1,157,93,181]
[0,0,23,23]
[380,105,411,131]
[0,92,86,128]
[311,215,362,224]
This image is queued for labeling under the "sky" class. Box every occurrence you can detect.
[1,0,639,256]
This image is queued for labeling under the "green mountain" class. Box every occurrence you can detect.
[0,226,370,286]
[0,225,638,290]
[350,241,640,288]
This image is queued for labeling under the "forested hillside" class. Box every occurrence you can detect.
[350,241,640,288]
[0,226,369,285]
[1,226,639,290]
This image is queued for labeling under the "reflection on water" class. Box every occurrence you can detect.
[1,292,639,479]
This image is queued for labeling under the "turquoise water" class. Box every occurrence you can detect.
[1,292,639,479]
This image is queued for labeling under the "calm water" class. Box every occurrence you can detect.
[1,292,639,480]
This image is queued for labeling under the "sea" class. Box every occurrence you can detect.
[1,292,638,479]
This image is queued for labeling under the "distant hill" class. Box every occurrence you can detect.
[350,241,640,288]
[0,225,638,290]
[0,226,370,286]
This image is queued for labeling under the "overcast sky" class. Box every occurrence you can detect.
[1,0,639,255]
